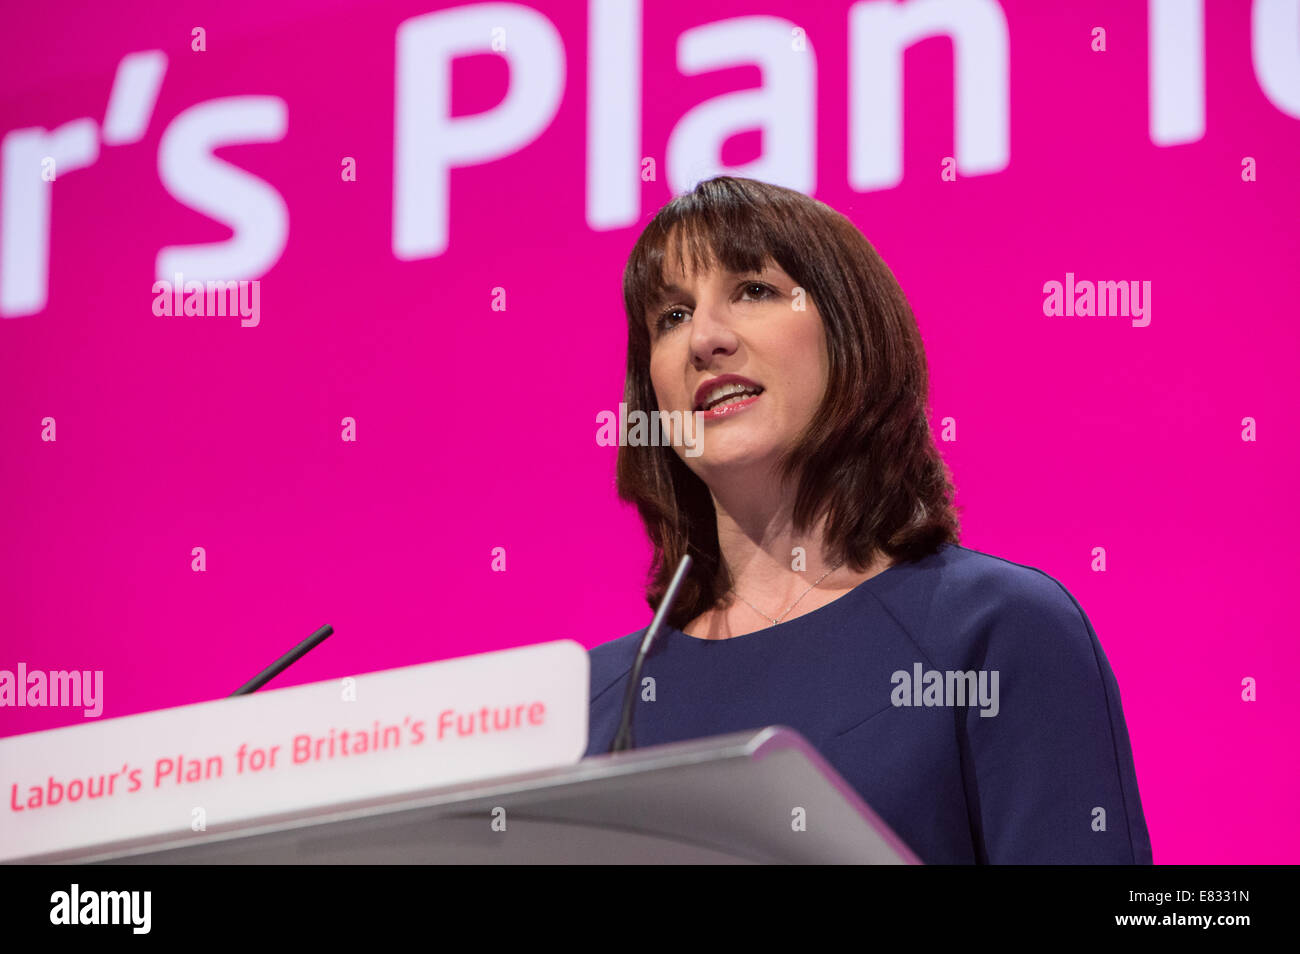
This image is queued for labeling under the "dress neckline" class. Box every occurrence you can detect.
[668,556,910,645]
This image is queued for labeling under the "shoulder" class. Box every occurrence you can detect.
[586,628,646,703]
[890,543,1101,670]
[928,542,1087,610]
[907,545,1128,754]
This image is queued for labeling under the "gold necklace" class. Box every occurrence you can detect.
[730,562,845,626]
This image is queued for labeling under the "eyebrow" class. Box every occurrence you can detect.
[647,282,689,312]
[648,268,769,309]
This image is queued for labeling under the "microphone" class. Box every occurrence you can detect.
[230,624,334,696]
[609,555,692,752]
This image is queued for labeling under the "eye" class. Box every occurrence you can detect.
[652,281,777,334]
[655,305,689,332]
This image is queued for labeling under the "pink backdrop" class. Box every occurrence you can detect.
[2,0,1297,863]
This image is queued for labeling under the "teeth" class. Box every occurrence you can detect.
[702,382,761,410]
[711,394,753,410]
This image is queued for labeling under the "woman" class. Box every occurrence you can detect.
[585,176,1152,865]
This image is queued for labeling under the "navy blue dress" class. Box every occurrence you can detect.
[585,543,1153,864]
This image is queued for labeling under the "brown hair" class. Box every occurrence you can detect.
[618,175,961,627]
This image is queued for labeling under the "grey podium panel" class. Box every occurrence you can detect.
[18,726,918,865]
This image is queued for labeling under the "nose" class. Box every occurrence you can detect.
[687,296,740,367]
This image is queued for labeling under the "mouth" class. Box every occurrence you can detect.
[693,375,765,413]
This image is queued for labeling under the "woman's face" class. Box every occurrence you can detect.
[646,249,829,482]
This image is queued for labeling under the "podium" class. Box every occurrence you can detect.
[38,726,919,864]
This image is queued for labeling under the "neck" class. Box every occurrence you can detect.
[683,465,894,639]
[709,472,851,604]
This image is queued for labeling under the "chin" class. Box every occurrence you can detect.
[686,443,782,475]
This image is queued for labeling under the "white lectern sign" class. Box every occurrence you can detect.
[0,640,589,862]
